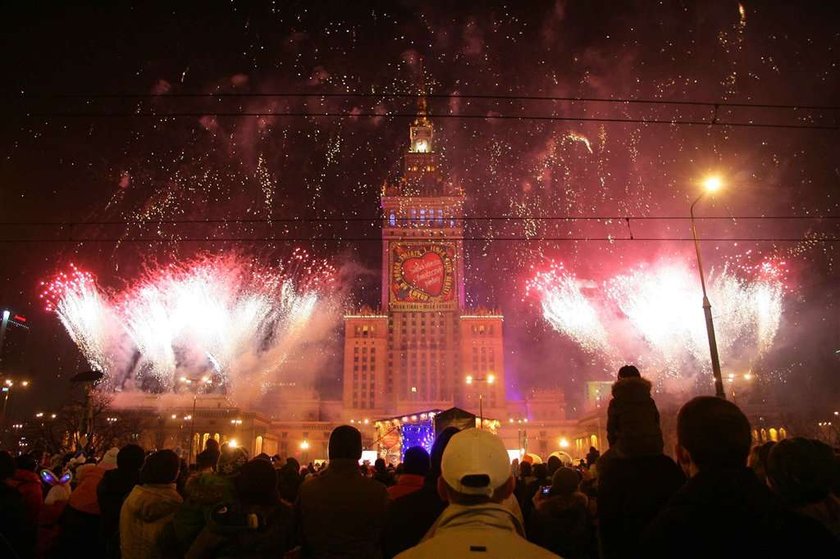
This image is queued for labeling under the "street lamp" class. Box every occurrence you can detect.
[2,378,31,429]
[465,373,496,429]
[179,375,214,465]
[690,175,726,399]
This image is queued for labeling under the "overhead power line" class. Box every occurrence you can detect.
[20,111,838,130]
[0,236,837,244]
[1,215,839,227]
[20,91,840,112]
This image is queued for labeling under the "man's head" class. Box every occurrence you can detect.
[439,429,514,505]
[403,446,431,476]
[766,438,835,507]
[429,427,460,479]
[117,444,145,472]
[0,451,16,481]
[329,425,362,461]
[236,458,279,505]
[15,452,38,472]
[140,449,180,484]
[546,455,562,476]
[551,467,581,496]
[195,449,217,471]
[617,365,641,379]
[676,396,751,475]
[205,438,220,453]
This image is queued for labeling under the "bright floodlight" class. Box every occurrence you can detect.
[487,373,496,384]
[465,375,473,385]
[702,175,723,193]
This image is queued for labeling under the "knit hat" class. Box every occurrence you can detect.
[551,467,581,495]
[236,458,279,505]
[441,429,511,497]
[403,446,431,476]
[218,446,248,476]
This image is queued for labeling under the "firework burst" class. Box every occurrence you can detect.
[528,258,785,386]
[41,252,340,402]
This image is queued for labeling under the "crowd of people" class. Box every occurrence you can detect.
[1,364,838,558]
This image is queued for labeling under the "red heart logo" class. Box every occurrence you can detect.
[402,252,445,296]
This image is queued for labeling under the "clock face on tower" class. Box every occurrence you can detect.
[390,242,456,309]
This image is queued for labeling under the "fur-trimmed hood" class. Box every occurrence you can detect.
[612,376,653,400]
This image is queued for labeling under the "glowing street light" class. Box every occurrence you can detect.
[300,440,310,451]
[465,373,496,429]
[690,174,727,399]
[179,375,216,465]
[702,175,723,193]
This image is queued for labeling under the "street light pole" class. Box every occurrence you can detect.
[690,191,726,399]
[466,373,495,429]
[181,375,212,466]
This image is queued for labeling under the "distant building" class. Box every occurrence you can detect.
[343,98,506,422]
[0,309,30,373]
[120,99,589,463]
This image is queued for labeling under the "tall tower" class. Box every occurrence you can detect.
[343,97,506,421]
[379,97,466,414]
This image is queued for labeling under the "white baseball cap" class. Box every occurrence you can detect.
[441,428,512,497]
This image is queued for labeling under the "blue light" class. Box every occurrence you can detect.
[400,421,435,461]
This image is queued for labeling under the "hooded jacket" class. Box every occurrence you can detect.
[387,474,426,500]
[120,483,183,559]
[395,503,559,559]
[172,471,235,554]
[607,376,663,457]
[642,467,840,558]
[528,492,596,558]
[8,468,43,527]
[69,463,105,515]
[97,466,141,542]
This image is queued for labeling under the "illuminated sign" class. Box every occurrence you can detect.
[390,243,455,308]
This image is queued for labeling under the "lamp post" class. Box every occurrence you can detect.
[690,175,726,399]
[2,378,30,430]
[465,373,496,429]
[179,375,213,465]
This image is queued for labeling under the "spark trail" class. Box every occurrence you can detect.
[40,252,340,404]
[528,258,784,388]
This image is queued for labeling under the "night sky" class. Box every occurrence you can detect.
[1,1,838,415]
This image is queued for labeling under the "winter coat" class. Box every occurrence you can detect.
[795,494,840,539]
[69,463,105,515]
[97,467,140,553]
[54,505,103,559]
[382,478,447,559]
[597,453,686,559]
[172,472,235,555]
[642,467,840,558]
[0,482,32,559]
[297,458,389,559]
[119,484,183,559]
[606,376,663,457]
[185,500,295,559]
[394,502,559,559]
[528,492,596,559]
[8,469,43,528]
[387,474,425,500]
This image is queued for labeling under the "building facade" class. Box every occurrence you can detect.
[343,100,506,421]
